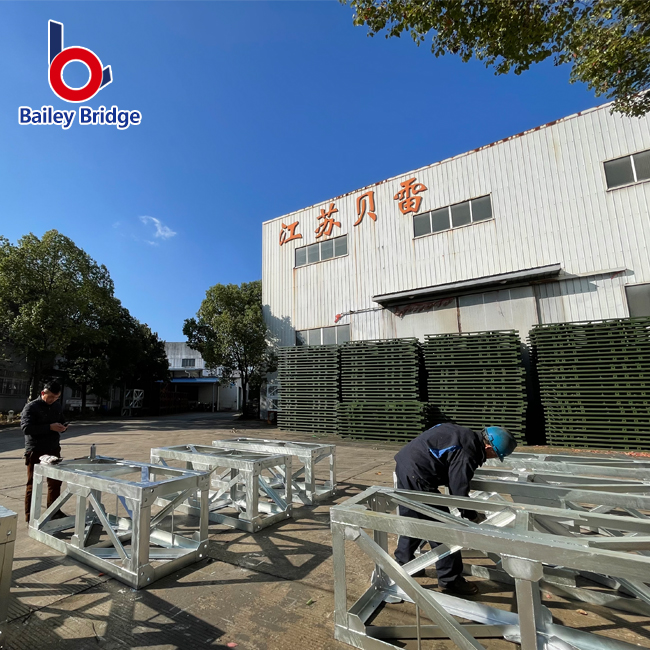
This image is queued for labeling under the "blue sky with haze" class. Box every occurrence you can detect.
[1,1,599,341]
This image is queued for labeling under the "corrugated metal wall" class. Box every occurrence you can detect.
[263,104,650,345]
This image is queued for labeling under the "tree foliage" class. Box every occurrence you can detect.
[62,307,169,408]
[0,230,169,406]
[183,281,270,414]
[0,230,116,397]
[340,0,650,116]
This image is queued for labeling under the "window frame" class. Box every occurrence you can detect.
[294,234,348,268]
[413,194,494,239]
[604,148,650,191]
[295,323,351,346]
[181,358,196,368]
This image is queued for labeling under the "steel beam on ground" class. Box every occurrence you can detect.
[28,453,209,590]
[331,485,650,650]
[212,437,335,505]
[0,505,16,628]
[152,444,292,532]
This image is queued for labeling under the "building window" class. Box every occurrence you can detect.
[604,149,650,189]
[626,283,650,318]
[181,358,196,367]
[296,324,350,346]
[0,371,29,396]
[413,195,493,238]
[295,234,347,268]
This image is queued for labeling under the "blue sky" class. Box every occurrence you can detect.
[1,1,599,341]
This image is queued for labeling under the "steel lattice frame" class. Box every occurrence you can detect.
[212,437,336,505]
[151,444,293,532]
[331,485,650,650]
[0,505,16,628]
[28,455,210,589]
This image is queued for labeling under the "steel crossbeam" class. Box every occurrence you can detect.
[151,444,292,532]
[28,454,210,589]
[212,437,336,505]
[0,505,16,629]
[331,486,650,650]
[485,454,650,481]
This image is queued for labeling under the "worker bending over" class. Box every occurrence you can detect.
[394,423,516,596]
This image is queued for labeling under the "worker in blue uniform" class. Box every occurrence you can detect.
[394,423,517,596]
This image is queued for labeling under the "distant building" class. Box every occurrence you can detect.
[262,102,650,345]
[0,349,30,414]
[164,342,241,411]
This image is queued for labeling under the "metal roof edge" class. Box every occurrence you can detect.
[262,101,616,227]
[373,263,563,305]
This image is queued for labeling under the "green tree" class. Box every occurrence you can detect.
[62,307,169,412]
[106,311,169,388]
[0,230,116,398]
[340,0,650,116]
[183,280,270,415]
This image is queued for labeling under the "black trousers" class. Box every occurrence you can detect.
[25,448,62,522]
[393,466,463,587]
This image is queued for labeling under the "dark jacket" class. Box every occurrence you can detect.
[21,396,67,454]
[394,423,487,519]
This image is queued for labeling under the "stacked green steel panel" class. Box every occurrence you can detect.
[529,317,650,450]
[338,339,428,441]
[277,345,339,434]
[423,331,527,442]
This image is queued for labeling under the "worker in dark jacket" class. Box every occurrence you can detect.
[21,380,68,522]
[394,423,516,595]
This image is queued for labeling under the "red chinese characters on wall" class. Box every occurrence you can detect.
[279,221,302,246]
[315,203,341,239]
[354,191,377,226]
[394,177,428,215]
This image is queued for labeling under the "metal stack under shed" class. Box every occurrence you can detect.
[277,345,340,434]
[337,339,428,441]
[423,331,527,443]
[530,317,650,449]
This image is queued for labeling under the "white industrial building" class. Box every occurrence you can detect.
[164,342,241,411]
[262,102,650,346]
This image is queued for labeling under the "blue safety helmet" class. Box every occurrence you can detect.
[483,426,517,461]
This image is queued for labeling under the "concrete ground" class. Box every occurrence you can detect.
[0,412,648,650]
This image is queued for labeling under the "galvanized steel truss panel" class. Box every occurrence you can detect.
[212,437,336,505]
[0,505,17,627]
[331,485,650,650]
[152,444,293,531]
[28,455,210,589]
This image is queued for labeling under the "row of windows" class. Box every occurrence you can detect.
[0,376,29,396]
[295,234,348,267]
[296,324,350,346]
[181,358,196,367]
[604,149,650,189]
[292,148,650,269]
[414,195,492,238]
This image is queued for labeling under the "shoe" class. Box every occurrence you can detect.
[441,577,479,596]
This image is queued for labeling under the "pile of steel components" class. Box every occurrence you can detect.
[423,331,527,443]
[0,505,16,629]
[332,452,650,650]
[25,438,336,589]
[151,444,293,532]
[212,437,336,505]
[28,455,210,589]
[277,345,340,434]
[529,317,650,450]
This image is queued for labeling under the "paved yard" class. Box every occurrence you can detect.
[0,413,648,649]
